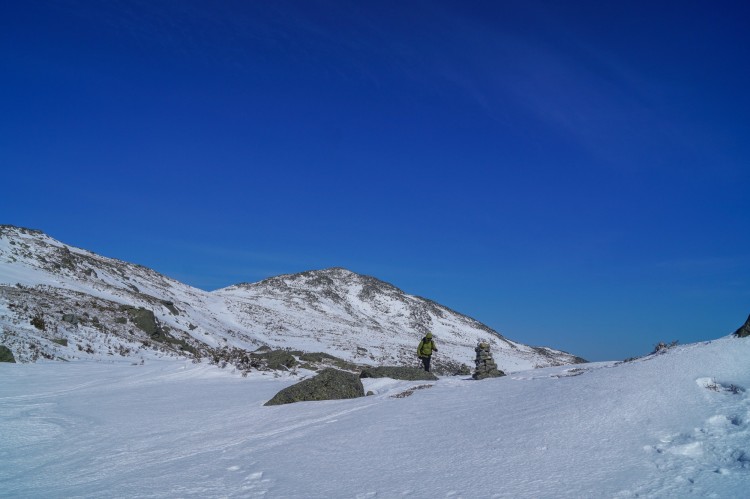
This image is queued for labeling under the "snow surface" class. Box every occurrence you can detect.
[2,336,749,498]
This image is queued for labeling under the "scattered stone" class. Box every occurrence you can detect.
[734,314,750,338]
[299,352,340,363]
[264,368,365,406]
[160,300,179,315]
[62,313,79,325]
[0,345,16,363]
[58,246,76,270]
[359,366,438,381]
[553,368,587,378]
[454,364,471,376]
[473,342,505,380]
[30,314,46,331]
[391,384,433,399]
[251,349,297,370]
[651,341,678,354]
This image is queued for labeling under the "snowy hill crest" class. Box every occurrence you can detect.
[0,225,584,370]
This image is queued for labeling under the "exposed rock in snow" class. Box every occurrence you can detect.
[733,314,750,338]
[264,368,365,406]
[0,344,15,363]
[359,366,438,381]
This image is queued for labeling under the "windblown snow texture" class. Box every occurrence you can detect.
[1,336,748,497]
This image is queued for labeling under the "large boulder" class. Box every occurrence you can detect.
[359,366,438,381]
[264,368,365,406]
[734,314,750,338]
[0,345,16,363]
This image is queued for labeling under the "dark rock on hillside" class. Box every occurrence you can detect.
[651,341,679,354]
[296,352,360,371]
[0,345,16,363]
[127,307,159,336]
[298,352,340,363]
[62,314,79,325]
[250,349,297,371]
[264,368,365,406]
[734,314,750,338]
[359,366,438,381]
[160,300,179,315]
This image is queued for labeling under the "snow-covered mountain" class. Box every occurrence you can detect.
[0,225,584,371]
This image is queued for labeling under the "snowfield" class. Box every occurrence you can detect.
[2,336,748,498]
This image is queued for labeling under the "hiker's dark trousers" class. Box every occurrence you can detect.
[421,355,431,372]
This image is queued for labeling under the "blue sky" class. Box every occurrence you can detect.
[2,1,749,361]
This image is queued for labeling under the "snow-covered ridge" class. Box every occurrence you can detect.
[0,225,584,370]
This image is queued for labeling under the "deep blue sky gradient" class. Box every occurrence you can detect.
[2,1,749,361]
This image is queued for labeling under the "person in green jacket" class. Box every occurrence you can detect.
[417,333,437,372]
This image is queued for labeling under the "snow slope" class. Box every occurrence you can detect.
[0,225,582,370]
[215,268,581,370]
[2,335,748,498]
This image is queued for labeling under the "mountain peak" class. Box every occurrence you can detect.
[229,267,398,293]
[214,266,582,370]
[0,224,44,236]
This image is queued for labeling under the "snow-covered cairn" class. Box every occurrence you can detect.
[473,342,505,380]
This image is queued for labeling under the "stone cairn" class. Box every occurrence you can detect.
[473,342,505,380]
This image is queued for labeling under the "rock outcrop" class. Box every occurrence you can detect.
[264,368,365,406]
[734,315,750,338]
[473,342,505,380]
[359,366,438,381]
